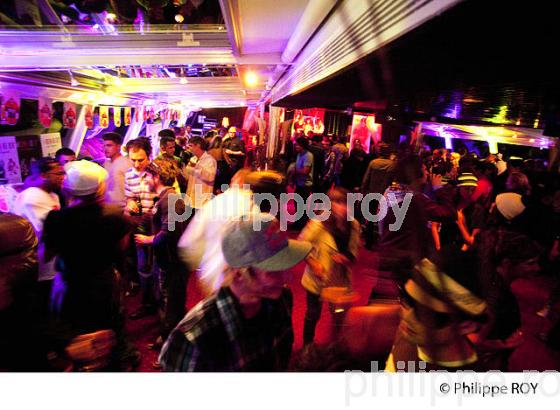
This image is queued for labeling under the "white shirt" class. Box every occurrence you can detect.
[14,187,60,234]
[177,187,256,293]
[14,187,60,281]
[104,155,132,208]
[185,151,217,209]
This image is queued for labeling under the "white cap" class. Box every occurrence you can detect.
[63,160,108,196]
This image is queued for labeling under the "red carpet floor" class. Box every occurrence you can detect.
[125,244,560,372]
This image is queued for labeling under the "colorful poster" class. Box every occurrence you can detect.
[124,107,132,125]
[38,96,53,128]
[291,108,325,137]
[1,92,21,126]
[0,136,22,184]
[99,106,109,128]
[350,113,379,153]
[39,133,62,158]
[113,107,121,127]
[63,102,77,128]
[16,135,42,182]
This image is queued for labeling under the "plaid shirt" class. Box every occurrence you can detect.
[124,168,157,213]
[159,287,294,371]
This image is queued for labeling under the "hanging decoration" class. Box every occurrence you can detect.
[99,106,109,128]
[124,107,132,125]
[84,105,94,129]
[38,96,53,128]
[113,107,121,127]
[63,102,77,128]
[1,91,21,126]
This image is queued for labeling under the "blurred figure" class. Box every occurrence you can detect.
[102,132,131,209]
[292,137,314,229]
[222,126,246,178]
[506,172,531,196]
[185,136,217,212]
[43,160,138,371]
[0,213,117,371]
[361,143,396,249]
[134,160,188,362]
[124,138,158,319]
[55,147,76,166]
[432,173,485,252]
[160,214,312,371]
[472,230,541,370]
[331,135,348,187]
[299,187,360,345]
[307,134,325,193]
[386,254,487,371]
[341,139,369,192]
[378,155,456,280]
[177,170,284,295]
[319,138,336,193]
[185,125,194,141]
[14,157,64,315]
[472,161,496,210]
[156,129,187,192]
[0,213,41,370]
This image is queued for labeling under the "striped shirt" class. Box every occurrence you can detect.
[124,168,157,213]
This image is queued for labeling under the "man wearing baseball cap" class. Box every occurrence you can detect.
[385,250,487,372]
[159,214,312,371]
[42,160,139,370]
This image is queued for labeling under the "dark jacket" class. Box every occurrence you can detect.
[378,184,456,271]
[361,157,396,195]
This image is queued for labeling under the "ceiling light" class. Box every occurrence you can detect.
[106,13,117,23]
[175,14,185,23]
[180,78,188,84]
[245,71,258,87]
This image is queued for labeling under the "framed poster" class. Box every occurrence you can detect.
[291,108,325,138]
[16,135,42,181]
[349,113,381,153]
[39,133,62,158]
[0,136,22,183]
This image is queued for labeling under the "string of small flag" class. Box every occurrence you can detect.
[0,93,183,128]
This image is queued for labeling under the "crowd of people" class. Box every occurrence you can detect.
[1,123,559,372]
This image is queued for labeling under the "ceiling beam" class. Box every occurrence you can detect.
[219,0,242,56]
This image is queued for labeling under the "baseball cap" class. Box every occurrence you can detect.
[405,257,486,316]
[495,192,526,220]
[222,213,312,271]
[63,160,108,196]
